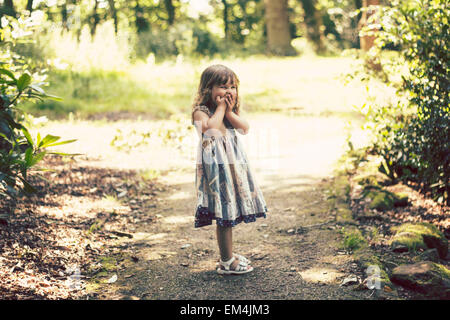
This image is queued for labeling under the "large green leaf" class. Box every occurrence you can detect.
[0,68,16,81]
[21,126,34,147]
[17,73,32,92]
[38,134,60,148]
[48,152,83,156]
[29,151,46,167]
[24,147,33,167]
[44,139,78,148]
[29,83,45,94]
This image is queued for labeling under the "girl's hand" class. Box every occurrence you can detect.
[215,95,227,108]
[224,93,235,112]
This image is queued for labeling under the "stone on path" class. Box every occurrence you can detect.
[390,261,450,298]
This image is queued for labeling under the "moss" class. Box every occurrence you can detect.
[340,226,368,251]
[85,282,102,292]
[392,192,409,207]
[100,256,119,272]
[361,186,409,211]
[391,231,427,252]
[370,191,395,211]
[353,172,390,188]
[392,222,444,239]
[390,222,448,257]
[354,248,397,294]
[335,205,354,223]
[434,263,450,279]
[334,175,351,200]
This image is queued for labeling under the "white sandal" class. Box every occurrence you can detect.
[217,256,254,275]
[234,253,251,265]
[216,253,251,266]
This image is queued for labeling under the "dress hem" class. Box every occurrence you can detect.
[194,205,268,228]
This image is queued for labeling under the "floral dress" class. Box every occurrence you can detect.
[192,105,268,228]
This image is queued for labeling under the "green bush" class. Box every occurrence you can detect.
[0,15,77,202]
[357,0,449,205]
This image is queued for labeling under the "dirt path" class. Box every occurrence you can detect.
[33,112,375,300]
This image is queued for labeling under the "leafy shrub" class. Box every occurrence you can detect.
[0,14,77,202]
[354,0,449,205]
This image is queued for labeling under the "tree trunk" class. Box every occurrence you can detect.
[0,0,15,28]
[352,0,362,48]
[61,2,68,31]
[90,0,100,37]
[359,0,382,72]
[164,0,175,26]
[264,0,296,56]
[299,0,325,54]
[26,0,33,13]
[359,0,379,51]
[135,0,150,33]
[108,0,118,34]
[221,0,229,39]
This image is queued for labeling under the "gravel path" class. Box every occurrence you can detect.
[43,112,374,300]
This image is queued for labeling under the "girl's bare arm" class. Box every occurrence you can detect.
[193,97,227,134]
[207,104,227,131]
[225,110,250,135]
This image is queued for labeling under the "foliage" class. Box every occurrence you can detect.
[318,0,362,50]
[0,0,366,60]
[340,226,367,251]
[0,14,77,201]
[351,0,449,205]
[379,0,449,204]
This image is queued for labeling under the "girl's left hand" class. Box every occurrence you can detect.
[225,93,235,112]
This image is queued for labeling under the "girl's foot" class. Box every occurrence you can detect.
[216,253,251,265]
[234,253,251,265]
[217,256,253,275]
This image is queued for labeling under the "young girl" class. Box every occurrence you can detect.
[191,64,268,275]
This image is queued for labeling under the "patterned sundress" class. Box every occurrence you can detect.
[192,105,268,228]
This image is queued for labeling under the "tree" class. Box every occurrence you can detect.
[135,0,150,33]
[26,0,34,13]
[221,0,230,39]
[0,0,16,28]
[164,0,175,25]
[299,0,325,53]
[89,0,101,37]
[108,0,119,34]
[358,0,379,51]
[264,0,296,55]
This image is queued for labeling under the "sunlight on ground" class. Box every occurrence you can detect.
[131,232,168,242]
[36,194,130,219]
[143,250,178,261]
[165,190,192,201]
[298,267,345,284]
[31,112,371,193]
[161,215,194,225]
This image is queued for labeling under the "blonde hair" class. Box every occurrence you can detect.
[191,64,241,124]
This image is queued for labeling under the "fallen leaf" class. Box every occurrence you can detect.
[107,274,118,284]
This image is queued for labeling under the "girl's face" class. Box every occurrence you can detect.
[211,78,237,106]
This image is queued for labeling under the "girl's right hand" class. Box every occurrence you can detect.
[215,95,227,108]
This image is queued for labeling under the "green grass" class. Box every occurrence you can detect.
[340,226,368,252]
[19,54,396,121]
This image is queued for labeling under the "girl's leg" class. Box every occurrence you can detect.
[216,225,251,270]
[216,225,233,262]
